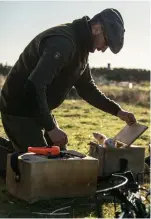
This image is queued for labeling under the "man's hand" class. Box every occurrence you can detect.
[48,126,68,147]
[117,109,136,126]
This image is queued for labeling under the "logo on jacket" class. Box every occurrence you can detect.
[54,52,61,59]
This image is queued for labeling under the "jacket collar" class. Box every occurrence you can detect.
[71,16,94,53]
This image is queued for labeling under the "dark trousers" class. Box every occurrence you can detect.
[1,113,54,153]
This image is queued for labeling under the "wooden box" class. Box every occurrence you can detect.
[89,123,147,177]
[6,152,98,203]
[89,144,145,177]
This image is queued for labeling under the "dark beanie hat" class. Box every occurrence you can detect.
[92,8,125,54]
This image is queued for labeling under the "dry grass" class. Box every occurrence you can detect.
[0,75,6,89]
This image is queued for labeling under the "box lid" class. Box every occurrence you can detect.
[114,123,148,146]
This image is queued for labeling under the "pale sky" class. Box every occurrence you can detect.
[0,0,150,70]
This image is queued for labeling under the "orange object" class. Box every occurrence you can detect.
[28,146,60,156]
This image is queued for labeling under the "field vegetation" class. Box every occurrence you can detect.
[0,83,150,217]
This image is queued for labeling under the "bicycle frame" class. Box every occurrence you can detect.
[95,170,150,218]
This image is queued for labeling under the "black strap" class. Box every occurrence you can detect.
[10,152,21,182]
[119,158,128,172]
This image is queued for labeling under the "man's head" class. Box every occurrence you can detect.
[90,8,125,54]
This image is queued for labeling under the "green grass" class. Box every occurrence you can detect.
[53,100,150,152]
[0,99,150,218]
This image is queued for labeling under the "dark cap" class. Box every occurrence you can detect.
[93,8,125,54]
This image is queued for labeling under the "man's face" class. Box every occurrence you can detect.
[91,23,108,53]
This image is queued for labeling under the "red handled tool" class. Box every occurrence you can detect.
[28,147,86,159]
[28,146,60,156]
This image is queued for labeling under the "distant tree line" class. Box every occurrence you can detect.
[0,63,150,82]
[0,63,11,76]
[91,67,150,82]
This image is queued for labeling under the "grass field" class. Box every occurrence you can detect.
[0,98,150,218]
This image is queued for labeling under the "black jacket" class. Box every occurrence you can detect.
[0,16,121,131]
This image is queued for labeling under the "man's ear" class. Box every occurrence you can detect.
[91,23,102,36]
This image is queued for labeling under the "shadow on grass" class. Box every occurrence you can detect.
[0,176,122,218]
[1,172,150,218]
[0,177,103,218]
[0,195,102,218]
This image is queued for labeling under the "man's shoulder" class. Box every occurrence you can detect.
[52,24,76,45]
[36,23,76,51]
[39,23,75,41]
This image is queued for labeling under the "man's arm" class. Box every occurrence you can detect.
[75,65,136,125]
[24,36,75,131]
[75,64,121,116]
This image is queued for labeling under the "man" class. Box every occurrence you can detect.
[0,8,136,153]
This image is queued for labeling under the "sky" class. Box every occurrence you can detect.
[0,0,150,70]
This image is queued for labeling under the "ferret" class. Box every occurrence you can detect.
[93,132,107,145]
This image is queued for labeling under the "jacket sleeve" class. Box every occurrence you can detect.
[25,36,75,131]
[74,64,121,116]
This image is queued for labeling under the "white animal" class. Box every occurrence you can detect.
[93,132,107,145]
[104,138,116,148]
